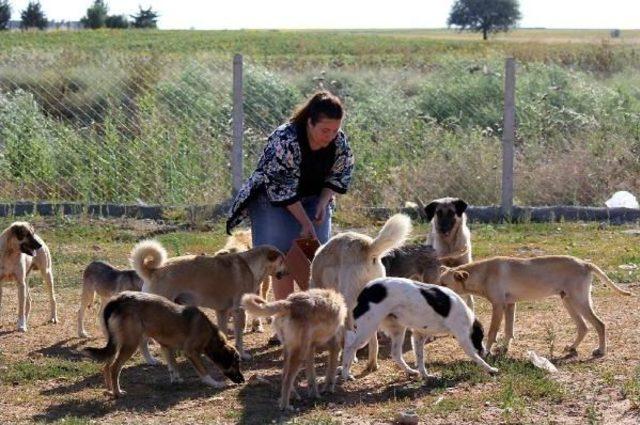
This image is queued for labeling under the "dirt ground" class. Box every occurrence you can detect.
[0,218,639,424]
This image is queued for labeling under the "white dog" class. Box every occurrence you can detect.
[341,277,498,379]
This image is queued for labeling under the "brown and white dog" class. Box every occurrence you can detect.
[77,260,144,338]
[310,214,412,371]
[83,291,244,398]
[0,222,57,331]
[242,288,347,411]
[438,255,633,356]
[131,240,287,362]
[421,197,474,309]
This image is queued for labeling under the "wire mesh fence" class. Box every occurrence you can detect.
[0,50,638,212]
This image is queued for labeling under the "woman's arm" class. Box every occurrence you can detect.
[286,201,317,239]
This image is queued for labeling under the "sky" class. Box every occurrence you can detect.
[6,0,640,30]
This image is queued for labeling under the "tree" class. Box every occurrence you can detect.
[20,1,47,30]
[0,0,11,30]
[448,0,521,40]
[130,6,158,29]
[81,0,108,29]
[105,14,129,29]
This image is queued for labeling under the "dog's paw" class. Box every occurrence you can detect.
[49,316,59,324]
[17,325,27,333]
[240,351,252,361]
[78,331,89,338]
[202,375,225,388]
[592,348,606,358]
[170,374,184,384]
[365,362,379,372]
[404,367,420,376]
[487,367,499,375]
[563,346,578,356]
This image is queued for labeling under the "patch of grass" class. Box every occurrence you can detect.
[622,365,640,409]
[585,403,602,424]
[0,358,99,384]
[491,356,565,403]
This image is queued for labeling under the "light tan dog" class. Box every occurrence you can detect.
[310,214,412,371]
[0,221,57,332]
[420,197,474,310]
[214,229,253,255]
[77,260,144,338]
[242,288,347,411]
[215,229,270,333]
[438,255,633,357]
[83,291,244,398]
[131,240,287,362]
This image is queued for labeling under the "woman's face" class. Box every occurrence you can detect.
[307,117,342,149]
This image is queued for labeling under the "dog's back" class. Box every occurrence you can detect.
[382,244,440,284]
[83,261,143,297]
[311,214,412,306]
[242,288,346,344]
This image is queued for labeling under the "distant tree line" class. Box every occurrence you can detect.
[0,0,159,31]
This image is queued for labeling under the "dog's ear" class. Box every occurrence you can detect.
[266,249,280,262]
[453,199,468,216]
[424,201,439,222]
[11,224,27,240]
[454,270,469,282]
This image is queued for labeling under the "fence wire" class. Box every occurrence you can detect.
[1,51,638,210]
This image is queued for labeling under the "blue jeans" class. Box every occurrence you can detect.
[248,190,331,253]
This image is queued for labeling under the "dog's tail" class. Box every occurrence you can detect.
[241,294,290,317]
[82,300,120,362]
[368,214,412,258]
[130,239,167,282]
[586,262,633,296]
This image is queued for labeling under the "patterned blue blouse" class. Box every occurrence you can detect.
[226,122,354,234]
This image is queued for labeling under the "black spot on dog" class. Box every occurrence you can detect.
[559,290,566,299]
[353,283,387,320]
[470,319,485,355]
[420,287,451,317]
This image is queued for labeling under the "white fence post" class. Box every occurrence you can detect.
[231,54,244,197]
[501,57,516,219]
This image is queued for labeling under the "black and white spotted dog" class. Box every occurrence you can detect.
[341,277,498,379]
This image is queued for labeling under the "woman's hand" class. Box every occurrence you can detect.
[299,220,318,239]
[314,188,335,225]
[286,201,318,240]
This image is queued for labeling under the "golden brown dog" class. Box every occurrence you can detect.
[242,289,347,411]
[83,291,244,398]
[438,255,633,356]
[131,240,286,362]
[215,229,271,333]
[310,213,412,371]
[0,221,57,331]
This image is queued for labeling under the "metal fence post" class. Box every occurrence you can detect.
[501,57,516,219]
[231,54,244,197]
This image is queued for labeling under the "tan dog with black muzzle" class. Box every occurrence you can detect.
[420,197,474,310]
[438,255,633,357]
[0,222,57,331]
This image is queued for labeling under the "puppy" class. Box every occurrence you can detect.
[438,255,633,356]
[131,240,287,362]
[310,214,411,371]
[0,221,57,331]
[341,277,498,380]
[242,289,346,411]
[77,261,144,338]
[421,197,474,309]
[215,229,270,333]
[83,291,244,398]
